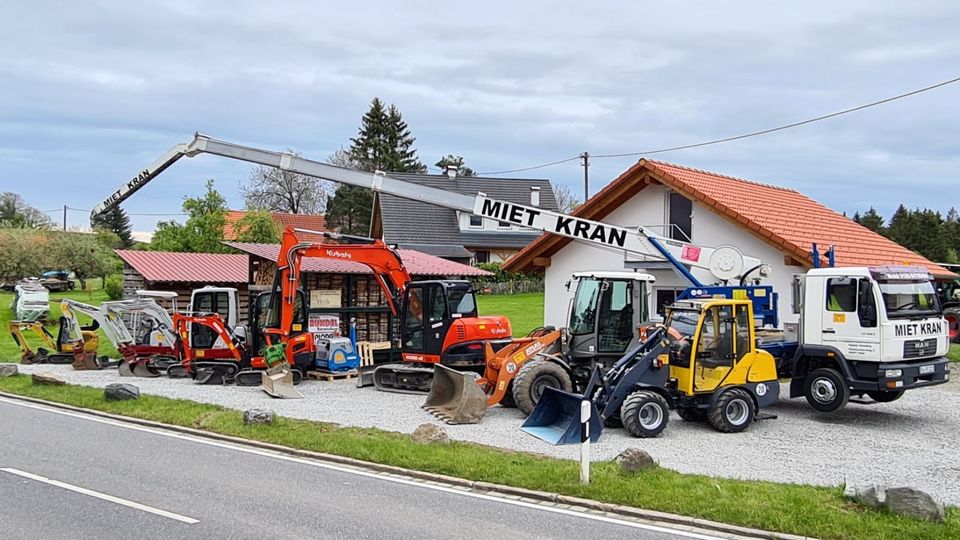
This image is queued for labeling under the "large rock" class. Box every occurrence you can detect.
[844,483,886,508]
[31,371,66,386]
[243,408,275,425]
[615,448,657,473]
[104,383,140,401]
[885,487,945,522]
[0,364,18,377]
[411,423,449,445]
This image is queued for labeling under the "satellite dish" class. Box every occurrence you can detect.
[708,246,745,281]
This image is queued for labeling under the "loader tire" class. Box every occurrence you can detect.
[498,380,517,408]
[621,390,669,438]
[708,388,755,433]
[944,308,960,343]
[513,359,572,416]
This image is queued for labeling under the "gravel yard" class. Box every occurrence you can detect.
[12,363,960,506]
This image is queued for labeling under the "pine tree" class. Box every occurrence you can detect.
[435,155,476,177]
[91,206,134,247]
[853,207,885,235]
[327,98,426,234]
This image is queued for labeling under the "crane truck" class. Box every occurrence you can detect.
[92,134,950,419]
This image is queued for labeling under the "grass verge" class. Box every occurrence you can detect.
[0,375,956,539]
[948,343,960,362]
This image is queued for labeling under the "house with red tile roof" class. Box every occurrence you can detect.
[223,211,328,243]
[503,159,956,328]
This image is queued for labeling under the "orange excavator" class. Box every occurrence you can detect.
[259,227,513,394]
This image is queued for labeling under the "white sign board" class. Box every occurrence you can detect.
[309,314,340,338]
[311,290,341,308]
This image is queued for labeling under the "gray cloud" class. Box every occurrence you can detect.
[1,0,958,233]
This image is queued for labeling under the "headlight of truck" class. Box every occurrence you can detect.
[884,369,902,378]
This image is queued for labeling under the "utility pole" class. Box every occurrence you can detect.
[63,205,67,231]
[580,152,590,201]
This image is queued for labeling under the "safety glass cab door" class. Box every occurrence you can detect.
[693,305,738,393]
[823,277,878,359]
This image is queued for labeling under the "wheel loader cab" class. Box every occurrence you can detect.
[566,272,654,376]
[664,299,779,401]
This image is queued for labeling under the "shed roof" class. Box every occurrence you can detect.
[224,242,491,277]
[115,250,248,283]
[504,159,957,279]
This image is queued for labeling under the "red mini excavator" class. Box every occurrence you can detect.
[260,227,512,393]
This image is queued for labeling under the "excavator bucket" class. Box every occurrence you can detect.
[131,361,160,378]
[520,386,602,445]
[71,352,101,371]
[118,360,135,377]
[422,365,487,424]
[261,367,303,399]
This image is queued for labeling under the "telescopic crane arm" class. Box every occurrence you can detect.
[93,134,769,287]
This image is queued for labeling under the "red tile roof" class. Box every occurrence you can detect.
[505,159,957,279]
[224,242,491,277]
[115,250,248,283]
[224,211,328,243]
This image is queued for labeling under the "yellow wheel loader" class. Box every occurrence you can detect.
[8,319,100,365]
[522,299,780,444]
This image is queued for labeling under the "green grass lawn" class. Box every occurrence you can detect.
[949,343,960,362]
[0,374,955,540]
[1,284,117,362]
[477,292,544,336]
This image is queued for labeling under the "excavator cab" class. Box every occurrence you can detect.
[565,272,654,380]
[400,281,481,364]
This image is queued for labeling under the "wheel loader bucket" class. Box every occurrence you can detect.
[261,367,303,399]
[422,365,487,424]
[520,386,602,445]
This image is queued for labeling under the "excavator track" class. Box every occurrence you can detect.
[372,363,437,394]
[191,361,241,385]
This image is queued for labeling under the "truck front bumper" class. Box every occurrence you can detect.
[849,357,950,392]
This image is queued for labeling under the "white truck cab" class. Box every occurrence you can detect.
[776,266,951,411]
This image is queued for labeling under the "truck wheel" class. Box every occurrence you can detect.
[677,407,707,422]
[621,390,670,438]
[944,308,960,343]
[708,388,755,433]
[512,359,572,416]
[804,368,850,412]
[866,390,905,403]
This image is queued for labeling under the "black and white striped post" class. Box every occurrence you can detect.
[580,399,591,485]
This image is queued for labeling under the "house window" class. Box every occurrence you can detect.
[475,251,490,264]
[469,215,482,227]
[498,221,511,229]
[667,191,692,241]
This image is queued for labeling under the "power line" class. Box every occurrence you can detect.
[478,74,960,174]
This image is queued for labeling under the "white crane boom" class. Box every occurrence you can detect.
[93,134,767,285]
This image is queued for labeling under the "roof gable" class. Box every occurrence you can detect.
[505,160,955,279]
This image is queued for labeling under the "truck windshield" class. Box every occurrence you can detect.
[665,309,700,338]
[879,281,940,319]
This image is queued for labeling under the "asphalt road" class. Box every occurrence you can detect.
[0,398,737,540]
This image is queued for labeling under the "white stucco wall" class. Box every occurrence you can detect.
[543,185,801,329]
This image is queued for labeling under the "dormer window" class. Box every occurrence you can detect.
[498,221,511,229]
[469,215,482,227]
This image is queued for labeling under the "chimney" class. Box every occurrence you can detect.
[446,165,458,179]
[530,186,541,207]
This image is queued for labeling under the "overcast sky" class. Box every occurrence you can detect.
[2,1,958,235]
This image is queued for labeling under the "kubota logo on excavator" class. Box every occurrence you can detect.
[325,249,352,259]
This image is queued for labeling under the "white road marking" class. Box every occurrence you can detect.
[0,467,199,524]
[0,397,724,539]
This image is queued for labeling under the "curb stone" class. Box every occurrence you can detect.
[0,390,810,540]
